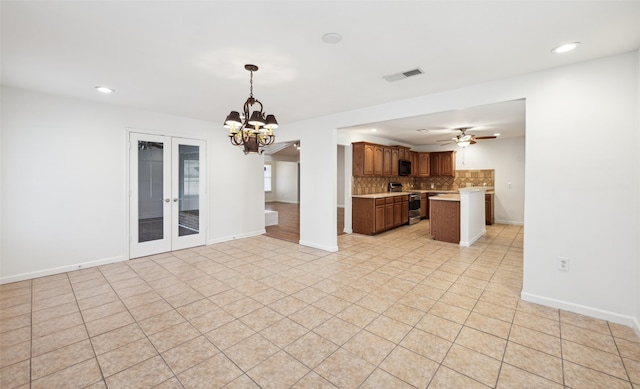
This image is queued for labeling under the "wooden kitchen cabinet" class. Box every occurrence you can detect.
[374,201,385,233]
[383,147,393,176]
[352,195,408,235]
[410,151,418,176]
[398,146,410,162]
[401,196,409,224]
[430,151,456,177]
[429,198,460,243]
[353,142,394,177]
[385,197,394,229]
[393,196,402,226]
[485,193,494,225]
[391,147,399,176]
[352,142,375,176]
[373,145,384,176]
[417,153,431,177]
[420,193,428,218]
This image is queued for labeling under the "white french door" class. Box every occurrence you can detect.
[129,133,206,258]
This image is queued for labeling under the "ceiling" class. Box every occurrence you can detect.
[2,1,640,145]
[339,99,526,146]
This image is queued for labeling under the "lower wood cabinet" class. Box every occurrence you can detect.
[420,193,428,218]
[353,195,409,235]
[385,198,394,230]
[429,199,460,243]
[485,193,494,225]
[401,196,409,224]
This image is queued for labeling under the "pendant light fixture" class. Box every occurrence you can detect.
[224,64,278,154]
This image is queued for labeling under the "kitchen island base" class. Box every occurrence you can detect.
[429,198,460,243]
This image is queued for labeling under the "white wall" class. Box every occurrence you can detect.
[264,161,299,204]
[282,50,639,328]
[1,86,265,282]
[273,161,299,204]
[423,137,526,225]
[264,162,277,202]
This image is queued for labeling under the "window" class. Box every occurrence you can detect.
[264,164,272,192]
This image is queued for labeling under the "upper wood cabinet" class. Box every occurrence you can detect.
[398,146,410,162]
[383,147,393,176]
[373,145,384,176]
[430,151,456,177]
[410,151,418,177]
[353,142,403,177]
[352,142,374,176]
[391,147,399,176]
[353,142,445,178]
[417,152,431,177]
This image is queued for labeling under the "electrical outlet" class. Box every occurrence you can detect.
[558,256,569,271]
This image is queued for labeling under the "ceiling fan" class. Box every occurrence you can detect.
[438,127,498,147]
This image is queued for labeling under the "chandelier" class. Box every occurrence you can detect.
[224,64,278,154]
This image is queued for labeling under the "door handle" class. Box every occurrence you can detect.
[173,198,179,202]
[163,198,170,203]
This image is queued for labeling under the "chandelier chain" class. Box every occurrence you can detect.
[249,70,254,98]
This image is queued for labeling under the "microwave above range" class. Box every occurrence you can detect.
[398,159,411,176]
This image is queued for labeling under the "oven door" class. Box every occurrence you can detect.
[409,194,421,221]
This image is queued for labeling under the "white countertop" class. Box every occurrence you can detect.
[429,194,461,202]
[352,192,412,199]
[353,187,493,199]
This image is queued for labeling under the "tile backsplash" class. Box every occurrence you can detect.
[352,169,494,195]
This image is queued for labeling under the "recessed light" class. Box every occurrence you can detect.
[493,133,501,137]
[95,86,114,94]
[552,42,580,54]
[371,128,377,132]
[417,129,429,133]
[322,33,342,44]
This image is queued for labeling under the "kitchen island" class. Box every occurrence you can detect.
[430,187,488,246]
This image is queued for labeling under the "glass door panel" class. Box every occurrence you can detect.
[178,144,200,237]
[171,138,206,251]
[130,133,171,258]
[138,141,165,242]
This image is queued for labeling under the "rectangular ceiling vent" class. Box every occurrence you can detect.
[383,67,424,82]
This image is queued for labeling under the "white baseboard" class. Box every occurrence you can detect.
[298,240,338,253]
[521,291,640,333]
[208,230,266,245]
[460,228,486,247]
[343,228,353,234]
[0,255,127,284]
[495,220,524,226]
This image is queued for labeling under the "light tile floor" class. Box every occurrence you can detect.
[2,222,640,388]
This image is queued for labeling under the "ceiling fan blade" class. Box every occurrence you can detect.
[440,141,454,146]
[470,140,477,144]
[474,136,497,140]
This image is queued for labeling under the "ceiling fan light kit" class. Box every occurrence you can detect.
[438,127,498,147]
[224,64,278,155]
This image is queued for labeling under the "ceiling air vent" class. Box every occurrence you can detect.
[383,67,424,82]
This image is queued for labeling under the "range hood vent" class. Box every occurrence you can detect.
[383,67,424,82]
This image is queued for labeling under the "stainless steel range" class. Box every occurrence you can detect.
[408,193,421,224]
[388,182,421,225]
